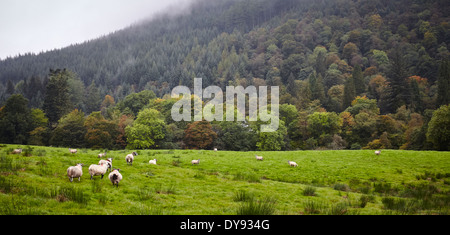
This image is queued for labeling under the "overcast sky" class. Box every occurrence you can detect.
[0,0,190,60]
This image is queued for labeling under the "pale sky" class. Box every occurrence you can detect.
[0,0,191,59]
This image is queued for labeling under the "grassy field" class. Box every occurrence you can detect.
[0,144,449,215]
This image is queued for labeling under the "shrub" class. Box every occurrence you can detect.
[350,143,362,150]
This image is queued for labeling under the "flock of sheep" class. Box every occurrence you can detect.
[65,149,205,187]
[66,149,130,187]
[10,147,381,187]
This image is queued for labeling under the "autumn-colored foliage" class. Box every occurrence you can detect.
[183,120,217,150]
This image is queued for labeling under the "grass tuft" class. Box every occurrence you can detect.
[236,196,277,215]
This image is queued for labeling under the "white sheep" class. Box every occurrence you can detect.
[67,163,83,182]
[99,158,113,172]
[214,148,218,152]
[149,159,157,165]
[98,152,107,158]
[69,148,77,154]
[125,152,138,165]
[88,162,108,179]
[12,148,22,154]
[191,159,200,165]
[108,169,123,187]
[288,161,298,167]
[255,155,263,161]
[375,150,381,155]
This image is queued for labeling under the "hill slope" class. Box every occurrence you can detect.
[0,0,448,108]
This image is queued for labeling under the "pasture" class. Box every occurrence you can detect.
[0,145,449,215]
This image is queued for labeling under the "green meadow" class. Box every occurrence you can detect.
[1,145,449,215]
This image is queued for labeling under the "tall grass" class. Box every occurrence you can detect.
[58,185,89,204]
[303,200,324,215]
[236,196,277,215]
[302,186,317,196]
[381,197,417,214]
[233,190,254,202]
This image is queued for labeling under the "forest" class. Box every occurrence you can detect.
[0,0,449,151]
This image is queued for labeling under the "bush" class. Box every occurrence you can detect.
[327,134,347,150]
[350,143,362,150]
[363,139,383,150]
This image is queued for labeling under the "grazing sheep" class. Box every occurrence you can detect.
[88,163,108,179]
[67,163,83,182]
[149,159,157,165]
[108,169,123,187]
[69,148,77,154]
[125,152,138,165]
[99,158,113,172]
[191,159,200,165]
[12,148,22,154]
[98,152,107,158]
[375,150,381,155]
[288,161,298,167]
[255,155,263,161]
[214,148,218,152]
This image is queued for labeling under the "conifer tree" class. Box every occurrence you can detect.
[437,59,450,107]
[386,50,410,113]
[343,76,356,108]
[352,65,365,95]
[309,73,326,105]
[42,69,73,126]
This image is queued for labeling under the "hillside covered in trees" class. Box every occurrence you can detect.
[0,0,449,151]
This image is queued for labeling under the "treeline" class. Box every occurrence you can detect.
[0,69,449,151]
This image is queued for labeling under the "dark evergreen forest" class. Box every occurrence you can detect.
[0,0,449,151]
